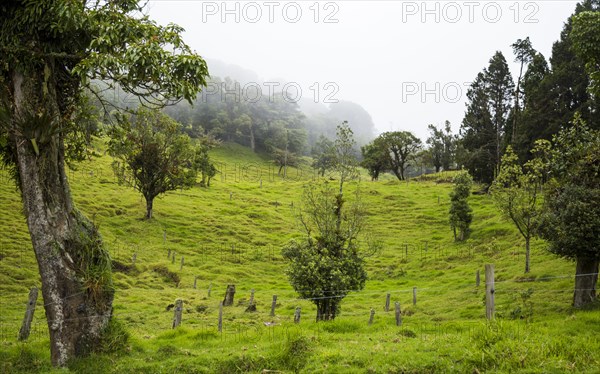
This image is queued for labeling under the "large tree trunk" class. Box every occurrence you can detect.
[573,257,598,308]
[391,166,403,181]
[11,70,114,366]
[399,165,406,181]
[315,299,338,321]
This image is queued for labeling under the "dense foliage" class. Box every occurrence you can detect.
[538,116,600,306]
[108,108,204,219]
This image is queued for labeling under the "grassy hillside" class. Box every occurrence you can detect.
[0,140,598,373]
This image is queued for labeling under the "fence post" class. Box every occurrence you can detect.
[18,287,38,341]
[412,287,417,306]
[172,252,176,264]
[385,293,391,312]
[194,276,198,289]
[223,285,235,306]
[167,249,171,259]
[485,264,495,320]
[180,256,184,271]
[208,282,212,297]
[218,301,223,332]
[172,299,183,328]
[270,295,277,316]
[245,289,257,312]
[476,270,480,287]
[395,302,402,326]
[294,307,301,324]
[368,308,375,326]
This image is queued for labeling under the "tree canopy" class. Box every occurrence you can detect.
[108,108,199,219]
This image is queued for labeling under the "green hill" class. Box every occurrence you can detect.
[0,141,598,373]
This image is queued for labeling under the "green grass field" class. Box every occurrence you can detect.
[0,141,598,373]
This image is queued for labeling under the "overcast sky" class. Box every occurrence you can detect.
[147,0,578,140]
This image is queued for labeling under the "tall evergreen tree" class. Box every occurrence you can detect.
[509,37,536,145]
[460,52,514,184]
[513,53,553,161]
[485,51,515,176]
[460,73,495,184]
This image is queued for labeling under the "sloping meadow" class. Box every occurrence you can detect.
[0,141,598,373]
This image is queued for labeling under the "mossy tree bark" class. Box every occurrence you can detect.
[10,69,113,367]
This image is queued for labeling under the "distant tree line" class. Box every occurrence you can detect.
[160,77,376,172]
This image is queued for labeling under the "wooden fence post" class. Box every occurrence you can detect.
[368,308,375,326]
[172,252,176,264]
[223,284,236,306]
[208,282,212,297]
[18,287,38,341]
[485,264,495,320]
[218,301,223,332]
[180,256,184,271]
[385,293,391,312]
[412,287,417,306]
[294,307,301,324]
[193,276,198,289]
[476,270,480,287]
[270,295,277,316]
[395,302,402,326]
[245,289,257,312]
[172,299,183,328]
[167,249,171,259]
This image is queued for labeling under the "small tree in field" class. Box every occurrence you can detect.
[360,136,388,181]
[283,122,369,321]
[108,108,196,219]
[449,172,473,241]
[491,143,549,273]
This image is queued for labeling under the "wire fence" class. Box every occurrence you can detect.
[2,271,595,344]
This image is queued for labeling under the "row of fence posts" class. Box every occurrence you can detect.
[14,265,496,340]
[172,266,496,331]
